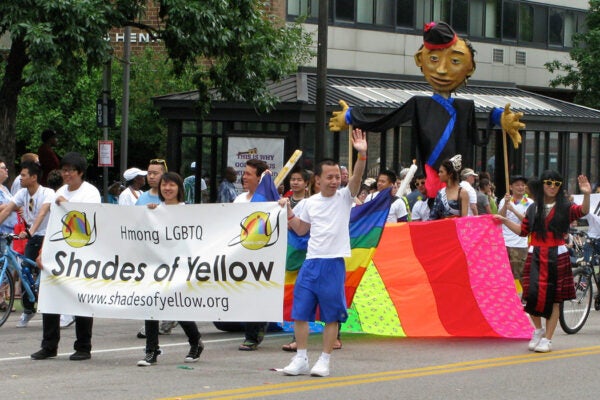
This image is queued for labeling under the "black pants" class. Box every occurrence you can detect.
[41,313,93,352]
[245,322,268,343]
[144,320,201,352]
[22,235,43,314]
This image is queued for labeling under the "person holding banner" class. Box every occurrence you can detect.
[31,152,101,361]
[280,128,367,377]
[137,172,204,366]
[234,158,271,351]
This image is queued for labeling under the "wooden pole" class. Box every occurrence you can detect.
[502,130,510,194]
[348,125,354,175]
[274,150,303,187]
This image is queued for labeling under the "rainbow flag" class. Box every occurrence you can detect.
[283,188,392,321]
[251,173,280,203]
[344,215,532,338]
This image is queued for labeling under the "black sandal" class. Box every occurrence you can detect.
[238,341,258,351]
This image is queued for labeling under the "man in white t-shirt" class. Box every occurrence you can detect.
[234,158,271,351]
[459,168,478,216]
[31,152,101,362]
[281,128,367,378]
[410,174,431,221]
[364,170,408,222]
[498,175,534,288]
[0,160,54,326]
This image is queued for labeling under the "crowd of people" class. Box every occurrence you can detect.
[1,127,600,376]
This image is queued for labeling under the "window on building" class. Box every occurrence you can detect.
[336,0,355,22]
[485,0,500,39]
[502,1,517,40]
[396,0,414,28]
[288,0,319,18]
[357,0,374,23]
[376,0,394,26]
[519,4,547,44]
[469,0,485,37]
[549,8,564,46]
[432,0,449,22]
[358,0,394,26]
[451,0,468,34]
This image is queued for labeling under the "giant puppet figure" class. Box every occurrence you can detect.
[329,21,524,198]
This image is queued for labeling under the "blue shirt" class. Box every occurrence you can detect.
[217,181,237,203]
[0,185,17,234]
[135,191,160,206]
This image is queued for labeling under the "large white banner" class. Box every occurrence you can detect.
[38,202,287,322]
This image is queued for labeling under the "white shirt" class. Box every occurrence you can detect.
[411,198,430,221]
[234,192,252,203]
[56,182,101,204]
[119,187,143,206]
[460,181,477,216]
[297,187,353,259]
[365,191,408,222]
[11,186,55,236]
[583,211,600,239]
[498,196,534,248]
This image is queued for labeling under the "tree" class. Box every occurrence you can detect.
[545,1,600,109]
[15,50,198,184]
[0,0,312,177]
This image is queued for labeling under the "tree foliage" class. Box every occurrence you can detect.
[0,0,313,180]
[15,50,198,183]
[545,1,600,109]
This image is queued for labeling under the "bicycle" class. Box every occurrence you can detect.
[559,229,600,334]
[0,233,40,327]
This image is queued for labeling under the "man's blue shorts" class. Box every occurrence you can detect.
[291,258,348,323]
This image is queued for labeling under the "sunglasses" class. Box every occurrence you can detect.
[543,179,562,188]
[150,158,168,172]
[415,181,426,186]
[29,197,34,212]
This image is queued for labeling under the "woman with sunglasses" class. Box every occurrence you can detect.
[496,170,591,353]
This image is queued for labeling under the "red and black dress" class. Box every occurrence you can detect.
[520,203,582,318]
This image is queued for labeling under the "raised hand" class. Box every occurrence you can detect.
[501,103,525,149]
[352,128,367,154]
[578,175,592,195]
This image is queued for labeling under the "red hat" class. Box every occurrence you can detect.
[423,21,458,50]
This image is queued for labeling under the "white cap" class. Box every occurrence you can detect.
[123,167,147,181]
[460,168,478,179]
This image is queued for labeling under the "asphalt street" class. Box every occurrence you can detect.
[2,309,600,400]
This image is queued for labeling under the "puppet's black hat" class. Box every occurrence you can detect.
[423,21,457,50]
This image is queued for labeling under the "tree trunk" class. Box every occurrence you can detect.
[0,37,28,182]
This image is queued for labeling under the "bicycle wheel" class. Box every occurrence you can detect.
[560,268,592,334]
[0,269,15,328]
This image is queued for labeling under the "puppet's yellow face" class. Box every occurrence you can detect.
[414,39,475,96]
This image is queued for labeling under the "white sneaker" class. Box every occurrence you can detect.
[60,315,75,328]
[534,338,552,353]
[16,312,34,328]
[528,328,545,351]
[282,355,309,376]
[310,357,330,377]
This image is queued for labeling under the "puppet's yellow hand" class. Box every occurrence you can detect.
[329,100,350,132]
[501,103,525,149]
